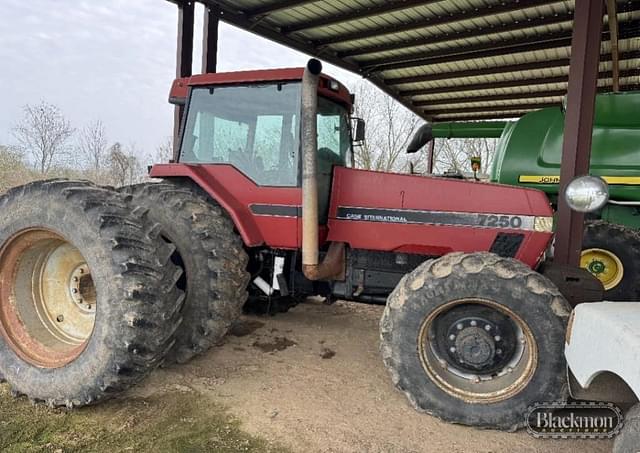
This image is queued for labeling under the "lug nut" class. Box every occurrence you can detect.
[472,376,481,384]
[449,334,456,341]
[494,335,501,342]
[456,323,464,330]
[470,320,477,326]
[519,336,526,344]
[484,324,491,331]
[72,288,78,294]
[496,348,502,355]
[449,347,456,353]
[56,315,64,322]
[507,367,514,374]
[73,276,79,282]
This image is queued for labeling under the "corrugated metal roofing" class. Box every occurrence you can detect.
[187,0,640,121]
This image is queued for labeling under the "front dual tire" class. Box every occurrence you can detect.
[381,252,571,430]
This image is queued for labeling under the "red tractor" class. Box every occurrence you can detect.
[0,60,600,430]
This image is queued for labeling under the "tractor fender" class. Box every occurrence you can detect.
[149,163,264,246]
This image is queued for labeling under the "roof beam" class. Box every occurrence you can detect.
[282,0,439,34]
[387,59,570,86]
[314,0,560,46]
[432,113,531,121]
[363,34,575,72]
[401,69,638,97]
[413,81,640,108]
[424,102,560,116]
[338,11,575,58]
[245,0,318,19]
[385,50,639,86]
[413,90,568,107]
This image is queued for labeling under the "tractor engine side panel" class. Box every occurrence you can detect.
[149,164,301,249]
[327,167,553,268]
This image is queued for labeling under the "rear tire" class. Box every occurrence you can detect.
[119,181,250,363]
[380,252,571,430]
[0,180,183,407]
[581,221,640,301]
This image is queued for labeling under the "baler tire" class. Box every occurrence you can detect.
[582,221,640,301]
[613,403,640,453]
[119,181,250,364]
[0,179,184,408]
[380,252,571,431]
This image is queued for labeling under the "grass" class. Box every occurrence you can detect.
[0,384,287,453]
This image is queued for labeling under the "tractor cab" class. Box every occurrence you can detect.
[166,67,360,223]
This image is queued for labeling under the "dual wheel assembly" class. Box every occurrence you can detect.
[0,179,248,407]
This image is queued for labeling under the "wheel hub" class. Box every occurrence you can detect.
[454,326,495,368]
[418,299,536,404]
[580,248,624,290]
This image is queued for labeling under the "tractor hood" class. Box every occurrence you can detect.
[326,167,553,268]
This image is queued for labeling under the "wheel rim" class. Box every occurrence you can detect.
[580,248,624,291]
[418,298,537,404]
[0,229,96,368]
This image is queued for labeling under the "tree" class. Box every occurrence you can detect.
[432,137,498,177]
[0,145,34,193]
[154,136,173,164]
[107,143,142,187]
[352,82,422,173]
[12,101,74,174]
[78,119,107,174]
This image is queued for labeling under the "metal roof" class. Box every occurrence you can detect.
[191,0,640,121]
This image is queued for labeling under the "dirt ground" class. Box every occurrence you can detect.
[129,299,611,453]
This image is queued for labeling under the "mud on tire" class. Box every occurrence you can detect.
[380,252,571,431]
[119,181,250,364]
[0,179,183,407]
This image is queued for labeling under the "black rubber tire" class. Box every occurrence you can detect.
[380,252,571,431]
[0,179,183,407]
[614,403,640,453]
[582,221,640,301]
[119,180,250,364]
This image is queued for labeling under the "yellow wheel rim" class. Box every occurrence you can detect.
[580,248,624,291]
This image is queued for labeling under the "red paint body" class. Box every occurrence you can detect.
[150,164,553,268]
[154,66,553,270]
[169,67,352,110]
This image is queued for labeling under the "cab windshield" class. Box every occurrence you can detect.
[180,81,350,186]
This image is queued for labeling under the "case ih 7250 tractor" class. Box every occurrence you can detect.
[0,60,604,430]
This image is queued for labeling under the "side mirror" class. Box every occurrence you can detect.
[407,123,433,153]
[352,118,366,143]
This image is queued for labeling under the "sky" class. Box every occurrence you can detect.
[0,0,362,159]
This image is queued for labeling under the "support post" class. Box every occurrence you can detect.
[606,0,620,92]
[554,0,604,266]
[173,1,194,162]
[202,5,219,73]
[426,139,435,174]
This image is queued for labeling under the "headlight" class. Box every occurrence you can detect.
[533,216,553,232]
[564,175,609,212]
